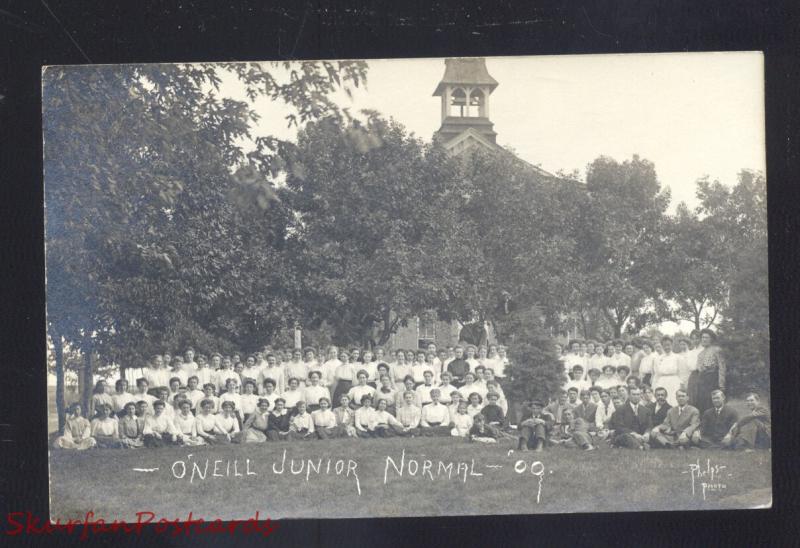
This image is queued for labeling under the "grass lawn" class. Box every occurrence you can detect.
[49,433,771,521]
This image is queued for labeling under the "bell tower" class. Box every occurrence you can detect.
[433,57,499,149]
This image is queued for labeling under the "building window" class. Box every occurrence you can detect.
[418,316,436,349]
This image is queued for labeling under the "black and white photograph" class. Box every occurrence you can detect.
[44,52,770,521]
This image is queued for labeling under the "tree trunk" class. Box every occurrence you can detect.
[81,337,94,414]
[53,333,66,433]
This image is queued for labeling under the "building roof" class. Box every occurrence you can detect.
[433,58,499,96]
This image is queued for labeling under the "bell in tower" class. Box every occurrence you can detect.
[433,57,499,150]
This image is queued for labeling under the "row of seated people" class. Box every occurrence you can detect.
[53,387,515,449]
[518,388,771,452]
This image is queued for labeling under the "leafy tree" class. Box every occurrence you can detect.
[278,114,474,346]
[44,61,367,430]
[580,155,671,337]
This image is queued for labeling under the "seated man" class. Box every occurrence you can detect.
[419,389,452,436]
[572,390,597,428]
[517,400,554,452]
[728,392,771,450]
[552,408,595,451]
[608,387,652,449]
[691,389,739,448]
[545,392,572,425]
[647,387,672,427]
[650,389,699,449]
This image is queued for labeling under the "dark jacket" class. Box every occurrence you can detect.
[609,402,652,437]
[648,401,672,426]
[267,411,291,433]
[699,404,739,442]
[573,402,597,423]
[447,358,470,381]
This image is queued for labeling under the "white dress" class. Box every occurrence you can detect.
[651,353,683,406]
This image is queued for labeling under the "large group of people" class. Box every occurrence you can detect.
[52,330,770,453]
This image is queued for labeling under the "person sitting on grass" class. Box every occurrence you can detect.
[173,399,205,446]
[304,370,329,413]
[450,401,474,438]
[334,394,357,437]
[214,400,240,443]
[312,397,339,439]
[267,398,292,441]
[369,398,403,438]
[281,377,303,410]
[220,378,243,425]
[394,391,421,437]
[240,398,270,443]
[53,403,96,450]
[649,389,699,449]
[374,374,397,415]
[355,395,377,438]
[608,387,652,450]
[289,400,315,440]
[545,392,572,425]
[117,401,144,448]
[465,392,484,418]
[395,376,420,409]
[572,389,597,427]
[484,379,508,414]
[727,392,771,450]
[566,386,580,409]
[142,401,177,448]
[347,370,377,410]
[691,389,738,449]
[480,391,505,426]
[469,413,498,444]
[553,408,595,451]
[419,388,452,436]
[415,370,437,406]
[518,400,554,452]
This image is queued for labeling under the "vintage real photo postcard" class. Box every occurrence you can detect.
[45,52,770,521]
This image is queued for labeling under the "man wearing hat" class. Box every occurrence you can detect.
[517,400,554,452]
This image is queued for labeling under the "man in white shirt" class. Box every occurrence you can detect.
[419,389,451,436]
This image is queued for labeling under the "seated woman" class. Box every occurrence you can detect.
[214,400,241,443]
[288,401,315,440]
[373,375,397,415]
[354,395,377,438]
[368,398,402,437]
[200,383,220,414]
[552,408,595,451]
[53,403,96,450]
[394,391,421,437]
[142,400,178,448]
[117,401,144,448]
[220,378,243,426]
[450,401,474,438]
[347,370,376,410]
[89,380,114,420]
[311,397,339,439]
[266,398,292,440]
[333,394,357,437]
[91,403,122,448]
[195,399,224,444]
[465,393,485,418]
[728,393,771,450]
[420,389,452,436]
[240,398,271,443]
[173,399,205,446]
[239,380,260,424]
[282,377,304,410]
[112,379,136,418]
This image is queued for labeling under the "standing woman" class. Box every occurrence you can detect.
[692,329,726,414]
[638,340,657,387]
[53,403,96,450]
[332,351,356,406]
[111,379,136,418]
[91,404,121,448]
[651,336,683,406]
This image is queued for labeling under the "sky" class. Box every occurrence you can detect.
[218,51,765,211]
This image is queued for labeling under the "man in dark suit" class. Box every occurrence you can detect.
[608,387,652,449]
[691,389,739,448]
[650,389,700,448]
[647,387,672,426]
